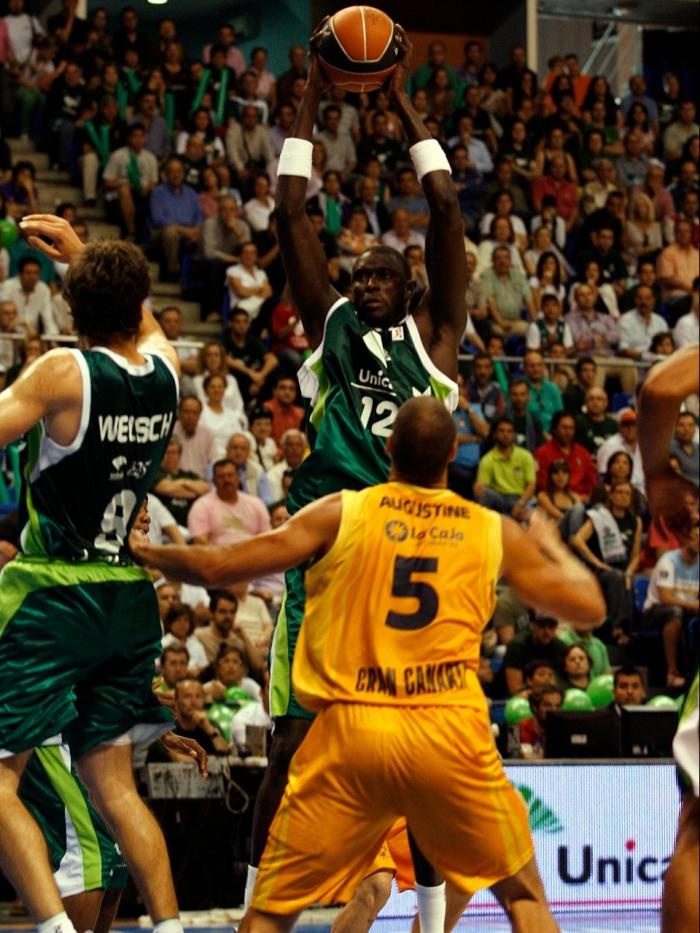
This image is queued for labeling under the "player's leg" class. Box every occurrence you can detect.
[0,751,66,922]
[490,858,558,933]
[331,869,393,933]
[409,883,471,933]
[662,793,699,933]
[93,888,123,933]
[239,908,300,933]
[76,742,178,923]
[409,831,446,933]
[62,891,104,933]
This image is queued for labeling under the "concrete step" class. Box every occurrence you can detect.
[79,204,108,220]
[36,169,72,184]
[185,321,225,338]
[39,184,83,210]
[12,150,50,172]
[85,220,120,239]
[151,281,182,297]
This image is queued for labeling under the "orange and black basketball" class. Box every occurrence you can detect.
[316,6,400,93]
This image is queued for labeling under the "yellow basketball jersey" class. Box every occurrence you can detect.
[292,481,502,712]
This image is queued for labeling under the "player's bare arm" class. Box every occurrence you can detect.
[390,28,467,380]
[0,349,83,449]
[275,37,340,349]
[130,493,343,587]
[500,510,606,629]
[638,344,699,533]
[18,214,180,377]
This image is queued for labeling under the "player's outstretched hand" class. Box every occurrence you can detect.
[525,508,570,563]
[307,21,330,94]
[388,24,412,102]
[19,214,85,263]
[161,731,209,778]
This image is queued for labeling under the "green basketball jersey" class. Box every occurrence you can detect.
[288,298,457,514]
[20,347,178,563]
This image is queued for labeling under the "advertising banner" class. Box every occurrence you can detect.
[379,761,680,918]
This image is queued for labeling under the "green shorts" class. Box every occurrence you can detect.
[269,564,315,721]
[20,745,128,896]
[0,555,172,759]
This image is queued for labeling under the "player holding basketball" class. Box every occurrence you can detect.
[246,23,467,929]
[131,396,607,933]
[0,216,186,933]
[637,344,699,933]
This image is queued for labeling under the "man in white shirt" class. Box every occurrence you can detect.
[316,104,357,178]
[266,429,307,502]
[673,287,699,347]
[618,285,670,362]
[380,208,426,253]
[0,257,57,335]
[4,0,44,68]
[597,409,645,494]
[0,300,30,380]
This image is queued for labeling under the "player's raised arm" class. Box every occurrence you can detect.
[130,492,343,587]
[275,30,340,349]
[390,28,467,378]
[500,510,606,630]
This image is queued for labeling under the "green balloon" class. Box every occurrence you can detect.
[225,685,256,710]
[0,219,18,248]
[646,694,677,710]
[562,688,594,711]
[504,696,532,725]
[587,674,614,709]
[207,702,234,742]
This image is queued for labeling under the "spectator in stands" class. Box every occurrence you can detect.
[670,411,699,481]
[199,195,251,319]
[446,375,488,499]
[671,188,700,249]
[613,665,646,707]
[474,416,536,518]
[225,432,273,504]
[225,240,272,328]
[535,410,597,500]
[484,157,529,217]
[0,300,29,386]
[269,286,310,371]
[224,581,275,653]
[194,590,262,673]
[172,679,230,755]
[130,88,169,161]
[582,157,620,211]
[563,356,598,415]
[531,155,579,232]
[113,5,152,67]
[597,409,645,492]
[162,603,209,675]
[559,618,611,678]
[559,644,593,692]
[199,374,247,458]
[160,644,189,691]
[536,459,581,521]
[149,156,203,282]
[571,480,642,643]
[188,458,270,547]
[386,167,429,232]
[224,307,278,402]
[565,283,636,393]
[202,23,245,75]
[0,257,57,336]
[381,207,425,253]
[266,429,307,502]
[526,294,572,354]
[226,106,273,195]
[102,122,158,241]
[503,615,568,696]
[3,333,44,388]
[663,100,698,162]
[642,525,699,688]
[337,207,379,273]
[317,103,357,178]
[356,112,403,182]
[308,169,349,238]
[657,218,699,319]
[172,395,217,479]
[248,408,278,472]
[152,437,210,529]
[522,348,563,433]
[506,378,544,453]
[518,684,563,759]
[353,174,391,237]
[616,129,650,189]
[448,115,494,175]
[466,352,505,423]
[192,339,245,415]
[263,374,304,448]
[1,160,39,221]
[483,245,536,337]
[672,279,699,347]
[202,643,263,707]
[44,59,91,171]
[578,225,628,297]
[79,94,127,208]
[618,284,670,373]
[575,386,618,456]
[479,216,525,273]
[668,158,699,213]
[626,190,663,259]
[276,43,306,106]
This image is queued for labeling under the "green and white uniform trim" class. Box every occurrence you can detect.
[20,745,128,896]
[270,297,457,718]
[674,670,699,796]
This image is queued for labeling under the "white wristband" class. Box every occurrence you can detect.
[277,137,313,179]
[409,139,452,181]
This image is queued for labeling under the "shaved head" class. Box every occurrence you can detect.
[389,397,456,486]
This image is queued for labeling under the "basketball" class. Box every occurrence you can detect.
[316,6,400,93]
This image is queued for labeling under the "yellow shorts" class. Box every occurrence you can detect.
[252,703,534,915]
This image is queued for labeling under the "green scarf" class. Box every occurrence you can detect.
[127,151,142,195]
[191,67,228,127]
[84,120,111,168]
[325,198,342,236]
[164,92,175,134]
